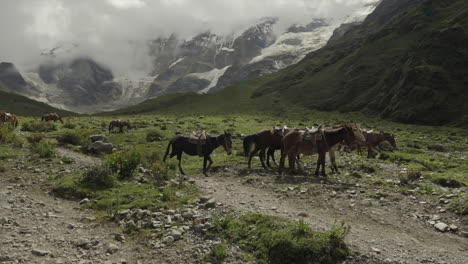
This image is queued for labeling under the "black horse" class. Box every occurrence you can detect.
[163,132,233,176]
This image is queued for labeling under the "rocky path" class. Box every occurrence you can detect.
[194,171,468,264]
[0,149,160,264]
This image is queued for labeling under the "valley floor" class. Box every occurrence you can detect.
[0,114,467,263]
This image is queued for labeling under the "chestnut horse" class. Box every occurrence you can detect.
[363,130,396,158]
[109,120,131,133]
[42,113,64,124]
[0,112,19,128]
[279,124,359,176]
[243,127,289,168]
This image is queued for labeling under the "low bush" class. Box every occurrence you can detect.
[22,121,56,132]
[210,213,350,264]
[63,121,77,129]
[0,126,23,147]
[57,131,84,146]
[30,140,55,158]
[146,129,164,142]
[80,165,116,189]
[106,150,142,180]
[26,133,44,144]
[431,177,464,188]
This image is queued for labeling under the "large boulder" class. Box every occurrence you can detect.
[91,141,113,154]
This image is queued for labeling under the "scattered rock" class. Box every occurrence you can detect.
[114,233,125,242]
[163,236,175,244]
[106,243,120,254]
[32,249,50,256]
[89,134,107,142]
[298,212,309,217]
[371,247,381,254]
[205,198,216,208]
[434,223,449,232]
[91,141,113,154]
[79,198,90,205]
[449,224,458,231]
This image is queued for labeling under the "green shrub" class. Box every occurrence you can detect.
[80,165,116,189]
[26,133,44,144]
[106,150,142,180]
[210,243,228,263]
[427,144,446,152]
[449,196,468,215]
[0,126,22,147]
[63,121,77,129]
[431,177,464,188]
[146,130,164,142]
[152,161,170,185]
[209,213,350,264]
[30,140,55,158]
[57,131,84,146]
[22,120,56,132]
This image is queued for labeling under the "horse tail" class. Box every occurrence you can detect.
[163,140,173,162]
[243,134,256,157]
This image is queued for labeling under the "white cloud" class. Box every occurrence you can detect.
[0,0,377,78]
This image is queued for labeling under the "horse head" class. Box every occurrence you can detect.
[382,132,397,148]
[222,131,233,155]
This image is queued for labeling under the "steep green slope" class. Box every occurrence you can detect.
[254,0,468,125]
[0,90,75,116]
[111,0,468,126]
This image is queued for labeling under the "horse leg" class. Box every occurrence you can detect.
[267,148,277,167]
[203,156,208,176]
[320,153,327,177]
[206,156,213,171]
[259,148,267,169]
[177,153,186,175]
[315,155,321,176]
[288,153,297,174]
[248,146,260,169]
[329,151,339,174]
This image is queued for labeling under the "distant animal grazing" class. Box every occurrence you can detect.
[279,123,360,176]
[163,131,232,176]
[41,113,64,124]
[243,126,289,169]
[109,120,131,133]
[0,112,19,128]
[362,130,397,158]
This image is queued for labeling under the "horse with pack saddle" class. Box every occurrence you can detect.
[0,112,19,128]
[164,131,232,176]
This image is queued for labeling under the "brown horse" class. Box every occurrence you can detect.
[279,124,359,176]
[362,130,396,158]
[0,112,19,128]
[243,126,289,168]
[42,113,64,124]
[109,120,131,133]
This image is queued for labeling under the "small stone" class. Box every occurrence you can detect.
[193,224,205,233]
[371,247,381,254]
[163,236,175,244]
[106,243,119,254]
[460,231,468,238]
[32,249,50,256]
[114,233,125,242]
[170,230,182,240]
[298,212,309,217]
[449,224,458,231]
[199,195,212,203]
[434,222,449,232]
[79,198,89,205]
[205,198,216,208]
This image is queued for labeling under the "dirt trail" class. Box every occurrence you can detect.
[194,171,468,264]
[0,148,159,264]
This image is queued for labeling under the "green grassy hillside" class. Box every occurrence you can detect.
[110,0,468,127]
[0,90,75,116]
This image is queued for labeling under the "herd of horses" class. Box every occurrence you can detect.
[164,122,396,177]
[0,113,396,177]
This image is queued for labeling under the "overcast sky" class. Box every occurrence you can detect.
[0,0,377,77]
